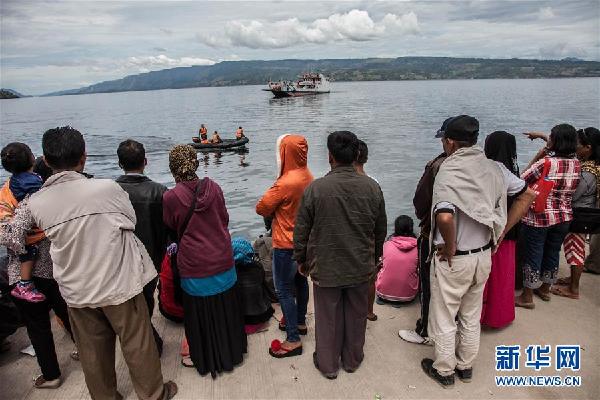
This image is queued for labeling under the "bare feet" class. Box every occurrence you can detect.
[551,286,580,299]
[515,293,535,309]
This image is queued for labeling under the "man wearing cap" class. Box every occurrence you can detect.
[421,115,535,387]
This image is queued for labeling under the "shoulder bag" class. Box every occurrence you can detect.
[531,158,555,213]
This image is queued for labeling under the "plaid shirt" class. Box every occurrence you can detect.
[522,156,580,227]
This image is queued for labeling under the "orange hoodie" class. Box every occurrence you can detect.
[256,134,313,249]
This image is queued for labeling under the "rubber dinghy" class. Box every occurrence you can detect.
[189,137,249,151]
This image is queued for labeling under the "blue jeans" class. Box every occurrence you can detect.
[522,222,570,289]
[272,249,309,343]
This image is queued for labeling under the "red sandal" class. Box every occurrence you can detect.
[268,339,303,358]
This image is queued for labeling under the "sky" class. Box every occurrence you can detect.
[1,0,599,95]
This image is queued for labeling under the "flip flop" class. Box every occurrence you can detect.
[550,286,580,300]
[367,314,378,321]
[268,340,302,358]
[278,323,308,335]
[181,356,194,367]
[515,298,535,309]
[533,289,551,302]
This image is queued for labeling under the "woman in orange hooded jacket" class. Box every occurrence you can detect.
[256,134,313,358]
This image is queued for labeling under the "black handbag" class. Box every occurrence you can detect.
[171,179,205,304]
[569,207,600,234]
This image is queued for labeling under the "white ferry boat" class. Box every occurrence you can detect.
[264,72,331,98]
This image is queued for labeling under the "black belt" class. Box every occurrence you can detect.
[454,242,493,256]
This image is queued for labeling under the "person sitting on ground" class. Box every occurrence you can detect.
[231,237,274,334]
[354,139,380,321]
[552,127,600,299]
[115,139,168,354]
[211,130,222,144]
[236,127,245,139]
[375,215,419,304]
[1,143,46,303]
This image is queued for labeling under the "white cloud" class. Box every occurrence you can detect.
[539,43,588,59]
[197,9,419,49]
[538,7,555,20]
[124,55,215,70]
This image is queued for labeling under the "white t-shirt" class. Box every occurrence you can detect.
[433,162,526,251]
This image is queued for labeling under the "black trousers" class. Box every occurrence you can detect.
[11,278,73,381]
[415,235,431,338]
[142,277,163,352]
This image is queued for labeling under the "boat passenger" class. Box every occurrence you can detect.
[200,132,209,144]
[236,127,245,139]
[211,131,222,144]
[199,124,207,136]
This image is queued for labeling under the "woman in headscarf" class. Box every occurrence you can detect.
[481,131,521,328]
[162,144,246,378]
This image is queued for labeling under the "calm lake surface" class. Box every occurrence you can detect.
[1,78,599,239]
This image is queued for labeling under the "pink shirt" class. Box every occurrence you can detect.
[375,236,418,302]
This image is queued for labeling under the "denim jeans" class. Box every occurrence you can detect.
[522,222,570,289]
[272,249,309,343]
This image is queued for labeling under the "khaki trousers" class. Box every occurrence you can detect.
[428,250,491,376]
[313,282,369,375]
[68,293,165,400]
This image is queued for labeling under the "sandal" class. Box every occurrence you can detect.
[550,286,580,300]
[34,375,61,389]
[268,339,302,358]
[181,356,194,367]
[70,350,79,361]
[533,289,551,302]
[367,313,378,321]
[555,277,571,286]
[278,323,308,335]
[514,297,535,309]
[161,381,178,400]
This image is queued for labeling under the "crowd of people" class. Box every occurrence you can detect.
[0,116,598,397]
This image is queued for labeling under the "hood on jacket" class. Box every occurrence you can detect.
[389,235,418,251]
[175,177,218,212]
[276,134,308,178]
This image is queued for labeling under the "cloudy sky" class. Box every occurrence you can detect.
[1,0,599,95]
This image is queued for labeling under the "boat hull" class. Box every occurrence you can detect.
[189,137,249,151]
[270,90,329,98]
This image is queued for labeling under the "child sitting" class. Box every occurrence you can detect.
[0,143,46,302]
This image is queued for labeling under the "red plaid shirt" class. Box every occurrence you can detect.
[522,157,580,227]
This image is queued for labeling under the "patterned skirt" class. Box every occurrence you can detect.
[563,233,586,266]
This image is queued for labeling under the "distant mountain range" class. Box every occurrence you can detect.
[0,88,28,99]
[37,57,600,96]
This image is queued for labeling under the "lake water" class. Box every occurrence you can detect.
[1,78,599,239]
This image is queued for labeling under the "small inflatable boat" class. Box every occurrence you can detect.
[190,137,249,151]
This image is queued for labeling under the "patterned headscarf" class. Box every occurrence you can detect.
[231,237,254,265]
[169,144,198,182]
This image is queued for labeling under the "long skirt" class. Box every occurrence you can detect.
[481,240,516,329]
[183,284,247,378]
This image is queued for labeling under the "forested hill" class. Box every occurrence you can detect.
[45,57,600,96]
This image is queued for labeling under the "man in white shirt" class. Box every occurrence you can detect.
[422,116,535,388]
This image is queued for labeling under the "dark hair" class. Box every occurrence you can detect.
[356,139,368,164]
[117,139,146,171]
[42,126,85,170]
[33,156,53,182]
[578,127,600,163]
[394,215,416,238]
[327,131,358,165]
[549,124,577,157]
[1,142,34,174]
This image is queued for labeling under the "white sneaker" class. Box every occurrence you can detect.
[20,344,36,357]
[398,329,433,346]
